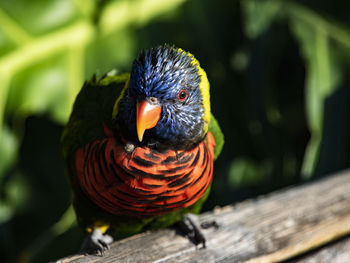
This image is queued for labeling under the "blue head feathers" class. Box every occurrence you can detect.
[116,45,208,150]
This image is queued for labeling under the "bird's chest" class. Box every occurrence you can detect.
[74,134,215,217]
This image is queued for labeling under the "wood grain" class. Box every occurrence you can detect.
[290,235,350,263]
[56,169,350,263]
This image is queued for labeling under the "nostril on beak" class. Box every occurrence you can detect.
[148,97,159,105]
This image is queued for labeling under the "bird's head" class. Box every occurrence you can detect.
[113,45,211,150]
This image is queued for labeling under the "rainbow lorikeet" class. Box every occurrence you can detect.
[62,45,224,254]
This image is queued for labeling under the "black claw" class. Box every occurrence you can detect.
[80,229,113,256]
[98,247,104,257]
[98,239,110,250]
[177,214,208,248]
[200,220,219,229]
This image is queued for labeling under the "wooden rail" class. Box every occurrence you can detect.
[56,169,350,263]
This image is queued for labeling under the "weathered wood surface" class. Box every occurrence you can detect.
[56,169,350,263]
[290,235,350,263]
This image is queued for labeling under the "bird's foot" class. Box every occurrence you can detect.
[80,229,113,256]
[178,214,219,249]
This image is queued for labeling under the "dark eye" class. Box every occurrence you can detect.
[178,89,188,101]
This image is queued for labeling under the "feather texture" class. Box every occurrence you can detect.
[75,126,215,217]
[62,45,224,238]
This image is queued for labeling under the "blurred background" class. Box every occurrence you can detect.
[0,0,349,262]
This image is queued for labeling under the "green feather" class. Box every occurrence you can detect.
[209,113,224,160]
[61,72,126,160]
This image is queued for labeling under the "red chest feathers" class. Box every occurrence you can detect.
[74,133,216,217]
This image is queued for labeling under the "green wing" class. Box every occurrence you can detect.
[61,71,130,232]
[61,72,129,161]
[209,113,224,160]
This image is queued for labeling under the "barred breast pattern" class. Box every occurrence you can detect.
[74,129,216,217]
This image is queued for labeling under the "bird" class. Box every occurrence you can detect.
[61,44,224,254]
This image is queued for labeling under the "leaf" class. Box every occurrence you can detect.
[228,158,273,188]
[290,7,343,178]
[85,28,136,77]
[6,57,70,122]
[0,0,80,35]
[0,172,31,223]
[0,125,18,180]
[241,0,283,39]
[99,0,187,35]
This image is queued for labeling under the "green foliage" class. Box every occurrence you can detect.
[228,158,273,188]
[242,0,350,178]
[242,0,283,38]
[288,3,349,178]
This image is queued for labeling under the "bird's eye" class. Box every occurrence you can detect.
[178,89,188,101]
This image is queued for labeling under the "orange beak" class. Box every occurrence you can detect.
[136,100,162,142]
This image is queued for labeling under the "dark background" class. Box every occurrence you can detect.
[0,0,349,262]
